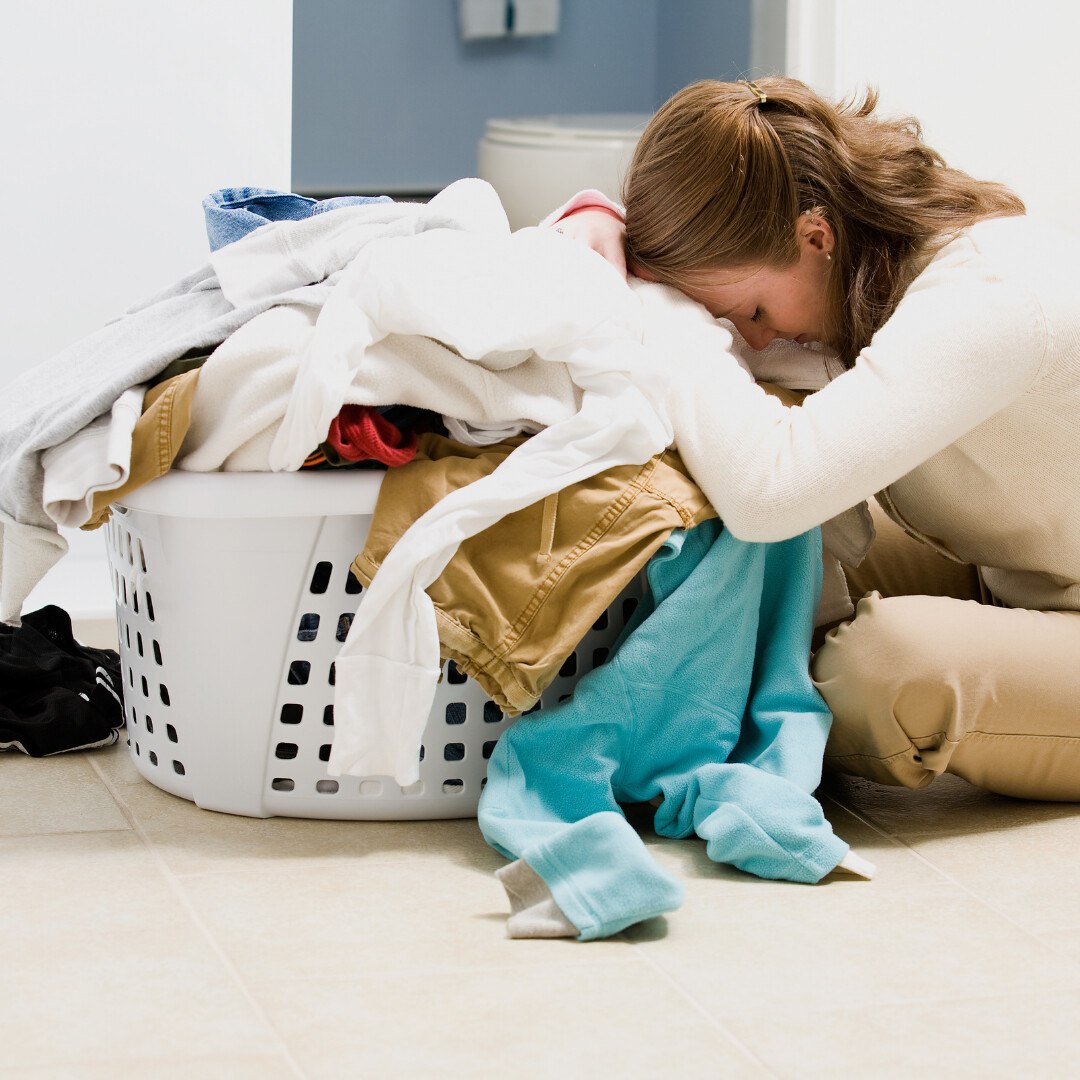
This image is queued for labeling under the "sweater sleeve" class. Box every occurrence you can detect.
[650,237,1049,541]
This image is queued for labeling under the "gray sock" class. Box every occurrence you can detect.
[494,859,579,939]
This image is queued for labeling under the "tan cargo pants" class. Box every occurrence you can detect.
[814,503,1080,801]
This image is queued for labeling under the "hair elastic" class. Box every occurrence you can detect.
[738,79,767,104]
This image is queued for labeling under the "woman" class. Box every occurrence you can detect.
[552,77,1080,801]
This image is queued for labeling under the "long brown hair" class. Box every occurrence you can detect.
[623,78,1025,367]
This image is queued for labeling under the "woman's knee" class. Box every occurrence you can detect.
[813,591,950,700]
[812,592,965,788]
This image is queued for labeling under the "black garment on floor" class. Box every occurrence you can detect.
[0,605,124,755]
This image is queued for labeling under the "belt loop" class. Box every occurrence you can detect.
[537,491,558,564]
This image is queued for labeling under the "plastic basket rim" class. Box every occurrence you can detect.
[114,469,383,519]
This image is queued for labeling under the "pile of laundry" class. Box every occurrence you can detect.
[0,179,872,939]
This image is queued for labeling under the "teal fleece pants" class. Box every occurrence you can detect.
[478,520,849,940]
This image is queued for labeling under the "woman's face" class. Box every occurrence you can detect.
[677,215,834,351]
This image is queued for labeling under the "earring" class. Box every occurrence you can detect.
[826,253,832,261]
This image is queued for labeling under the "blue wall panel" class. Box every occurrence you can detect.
[656,0,752,105]
[292,0,751,195]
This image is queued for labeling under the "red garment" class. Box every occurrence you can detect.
[326,405,418,467]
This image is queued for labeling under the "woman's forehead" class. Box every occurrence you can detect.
[683,268,767,310]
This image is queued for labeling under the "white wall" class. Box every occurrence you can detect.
[1,1,292,633]
[785,0,1080,232]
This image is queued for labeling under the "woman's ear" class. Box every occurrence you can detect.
[798,211,835,258]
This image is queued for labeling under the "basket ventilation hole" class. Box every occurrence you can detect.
[125,624,131,648]
[483,740,499,760]
[275,743,299,760]
[135,742,140,756]
[130,707,137,726]
[166,724,178,743]
[318,744,331,762]
[359,780,382,796]
[592,610,609,632]
[445,702,466,726]
[280,703,303,725]
[309,561,333,594]
[444,743,465,762]
[593,646,610,669]
[419,744,425,762]
[136,632,144,657]
[172,760,185,776]
[138,540,147,572]
[153,640,162,666]
[446,660,467,685]
[483,702,503,724]
[121,577,128,605]
[128,668,134,688]
[145,717,154,734]
[559,694,571,703]
[328,662,336,686]
[323,705,334,726]
[145,593,155,621]
[336,613,354,642]
[159,684,171,706]
[345,571,363,595]
[141,675,149,698]
[316,779,339,794]
[622,596,639,624]
[148,750,158,766]
[297,613,320,642]
[272,777,295,791]
[133,591,138,614]
[524,701,541,715]
[442,779,464,794]
[559,653,578,678]
[287,660,311,685]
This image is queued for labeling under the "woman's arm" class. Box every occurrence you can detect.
[643,243,1048,541]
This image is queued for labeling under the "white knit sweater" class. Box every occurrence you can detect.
[653,214,1080,611]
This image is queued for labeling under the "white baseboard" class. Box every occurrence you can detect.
[22,526,117,647]
[72,616,120,651]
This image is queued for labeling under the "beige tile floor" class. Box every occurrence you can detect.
[5,738,1080,1079]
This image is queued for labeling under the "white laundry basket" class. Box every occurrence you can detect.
[104,470,644,820]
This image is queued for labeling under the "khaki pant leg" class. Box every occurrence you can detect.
[814,500,1080,801]
[814,594,1080,800]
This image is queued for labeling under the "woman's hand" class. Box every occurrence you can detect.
[552,209,628,279]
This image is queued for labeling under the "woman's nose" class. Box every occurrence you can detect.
[734,319,778,351]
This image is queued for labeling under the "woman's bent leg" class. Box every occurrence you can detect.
[813,592,1080,800]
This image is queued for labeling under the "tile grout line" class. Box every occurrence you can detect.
[625,939,784,1079]
[162,853,506,882]
[821,790,1080,977]
[85,752,312,1080]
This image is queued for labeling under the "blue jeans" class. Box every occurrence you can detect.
[202,187,394,251]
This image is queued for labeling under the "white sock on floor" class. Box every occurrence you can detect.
[494,859,579,939]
